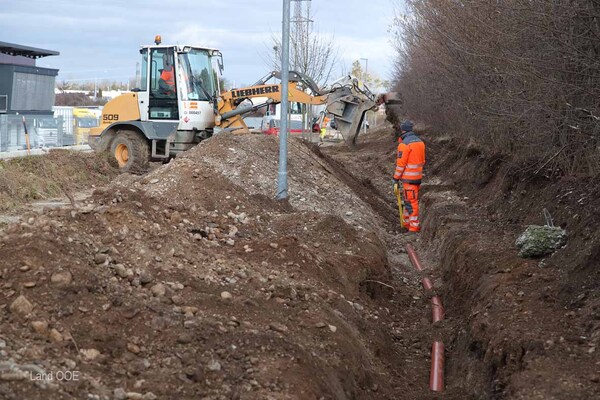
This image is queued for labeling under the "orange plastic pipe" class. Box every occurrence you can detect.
[406,244,446,393]
[422,277,434,291]
[430,341,445,391]
[431,295,445,323]
[406,244,424,271]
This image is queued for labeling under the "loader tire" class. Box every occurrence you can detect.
[110,130,150,174]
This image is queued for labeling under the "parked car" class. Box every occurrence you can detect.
[261,118,304,136]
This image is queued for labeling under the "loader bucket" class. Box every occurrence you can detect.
[325,85,376,148]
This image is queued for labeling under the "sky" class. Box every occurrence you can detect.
[0,0,401,89]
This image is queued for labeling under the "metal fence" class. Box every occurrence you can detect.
[0,113,91,153]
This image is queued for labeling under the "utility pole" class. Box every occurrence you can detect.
[277,0,291,200]
[291,1,313,143]
[360,58,368,77]
[277,0,311,200]
[360,58,369,134]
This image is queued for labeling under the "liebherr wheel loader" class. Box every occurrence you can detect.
[89,36,377,172]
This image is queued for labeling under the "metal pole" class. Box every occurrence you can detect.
[277,0,291,200]
[301,104,306,141]
[360,58,368,77]
[360,57,369,135]
[308,104,313,143]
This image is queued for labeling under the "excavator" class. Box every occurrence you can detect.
[88,36,378,172]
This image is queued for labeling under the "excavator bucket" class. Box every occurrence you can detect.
[324,77,377,148]
[217,71,377,147]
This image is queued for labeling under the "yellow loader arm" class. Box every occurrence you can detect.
[216,71,377,147]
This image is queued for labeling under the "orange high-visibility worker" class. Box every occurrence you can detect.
[159,54,175,96]
[320,116,330,142]
[393,120,425,232]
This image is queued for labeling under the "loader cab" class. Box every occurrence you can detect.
[147,48,179,120]
[138,44,221,128]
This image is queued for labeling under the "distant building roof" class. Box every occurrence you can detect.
[0,41,59,59]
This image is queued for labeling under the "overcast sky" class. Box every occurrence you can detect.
[1,0,401,88]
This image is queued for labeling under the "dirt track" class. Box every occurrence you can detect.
[1,127,598,399]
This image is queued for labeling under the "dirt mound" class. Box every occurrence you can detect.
[0,132,434,399]
[0,150,119,212]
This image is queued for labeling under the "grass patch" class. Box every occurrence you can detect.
[0,150,118,211]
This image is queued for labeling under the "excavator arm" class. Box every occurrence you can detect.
[215,71,377,147]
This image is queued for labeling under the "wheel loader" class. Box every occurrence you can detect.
[88,36,378,172]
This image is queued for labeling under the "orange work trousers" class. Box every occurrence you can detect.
[402,183,420,232]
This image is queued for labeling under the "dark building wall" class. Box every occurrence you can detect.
[0,64,14,113]
[0,64,57,115]
[0,53,35,66]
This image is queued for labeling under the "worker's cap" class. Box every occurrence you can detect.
[400,120,414,132]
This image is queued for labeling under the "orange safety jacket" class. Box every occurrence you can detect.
[161,67,174,86]
[394,131,425,184]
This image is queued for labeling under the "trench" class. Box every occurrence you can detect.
[418,180,494,398]
[317,133,505,399]
[320,127,600,399]
[314,143,474,398]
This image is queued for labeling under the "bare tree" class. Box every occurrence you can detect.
[263,2,338,87]
[350,60,389,92]
[56,80,73,92]
[391,0,600,177]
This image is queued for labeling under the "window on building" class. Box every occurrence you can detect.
[11,72,55,111]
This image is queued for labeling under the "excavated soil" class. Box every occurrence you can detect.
[0,131,435,400]
[1,125,597,400]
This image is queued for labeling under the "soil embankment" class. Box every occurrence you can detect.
[417,133,600,399]
[0,150,118,213]
[1,126,597,399]
[0,132,434,400]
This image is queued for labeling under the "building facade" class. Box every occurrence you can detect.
[0,41,59,116]
[0,41,60,151]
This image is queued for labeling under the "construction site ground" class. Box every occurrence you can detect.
[0,126,598,399]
